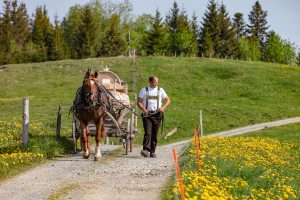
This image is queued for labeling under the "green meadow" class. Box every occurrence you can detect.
[162,123,300,199]
[1,56,300,144]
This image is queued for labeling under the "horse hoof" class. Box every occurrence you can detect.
[83,152,90,159]
[94,156,100,161]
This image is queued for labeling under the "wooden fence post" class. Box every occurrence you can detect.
[200,110,203,137]
[56,105,62,141]
[22,97,29,147]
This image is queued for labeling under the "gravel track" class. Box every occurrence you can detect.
[1,117,300,200]
[0,143,187,200]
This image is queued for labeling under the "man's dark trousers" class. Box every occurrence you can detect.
[142,112,162,154]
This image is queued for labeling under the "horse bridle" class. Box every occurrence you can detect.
[83,78,104,108]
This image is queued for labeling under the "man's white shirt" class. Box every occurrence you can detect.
[138,86,168,111]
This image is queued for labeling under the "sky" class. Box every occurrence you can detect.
[1,0,299,49]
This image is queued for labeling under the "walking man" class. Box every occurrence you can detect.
[137,76,171,158]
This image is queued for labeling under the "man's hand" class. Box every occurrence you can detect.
[160,96,170,112]
[143,109,149,115]
[138,97,148,115]
[159,107,165,112]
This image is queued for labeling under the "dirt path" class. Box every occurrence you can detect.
[0,143,186,200]
[1,117,300,200]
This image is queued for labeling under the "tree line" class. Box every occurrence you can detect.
[0,0,299,65]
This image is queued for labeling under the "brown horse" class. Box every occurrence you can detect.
[72,69,110,161]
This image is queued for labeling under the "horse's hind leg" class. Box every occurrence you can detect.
[81,123,90,159]
[94,118,103,161]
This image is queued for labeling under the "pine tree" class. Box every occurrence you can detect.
[146,9,166,55]
[232,12,246,38]
[0,0,30,63]
[76,5,98,58]
[177,9,198,56]
[165,1,180,55]
[52,16,67,60]
[191,11,199,43]
[99,14,126,56]
[61,5,83,59]
[31,6,54,61]
[0,1,12,57]
[247,1,269,51]
[202,29,214,57]
[10,0,30,51]
[165,3,197,56]
[217,3,236,58]
[199,0,220,57]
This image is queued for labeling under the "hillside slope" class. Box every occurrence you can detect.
[1,57,300,143]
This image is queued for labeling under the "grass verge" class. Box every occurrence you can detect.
[0,117,73,180]
[163,123,300,199]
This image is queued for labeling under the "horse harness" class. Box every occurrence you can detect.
[74,84,110,114]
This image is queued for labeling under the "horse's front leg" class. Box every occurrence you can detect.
[81,123,90,159]
[94,118,103,161]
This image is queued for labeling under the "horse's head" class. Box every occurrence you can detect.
[83,69,99,105]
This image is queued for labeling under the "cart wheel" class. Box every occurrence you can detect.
[72,118,77,154]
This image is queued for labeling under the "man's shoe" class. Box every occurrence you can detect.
[150,153,156,158]
[141,150,149,157]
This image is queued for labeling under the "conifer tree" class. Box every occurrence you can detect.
[217,3,236,58]
[202,29,214,57]
[146,9,166,55]
[10,0,30,51]
[191,11,199,45]
[61,5,83,59]
[0,1,12,57]
[31,6,54,61]
[232,12,246,38]
[177,9,198,56]
[247,1,269,51]
[191,12,201,55]
[53,16,67,60]
[76,5,98,58]
[0,0,30,63]
[199,0,220,57]
[99,14,126,56]
[165,1,180,55]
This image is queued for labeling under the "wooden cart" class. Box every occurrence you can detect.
[71,67,138,155]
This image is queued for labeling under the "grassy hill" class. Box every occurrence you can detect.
[1,56,300,144]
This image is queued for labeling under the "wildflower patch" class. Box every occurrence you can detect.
[172,137,299,199]
[0,117,70,178]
